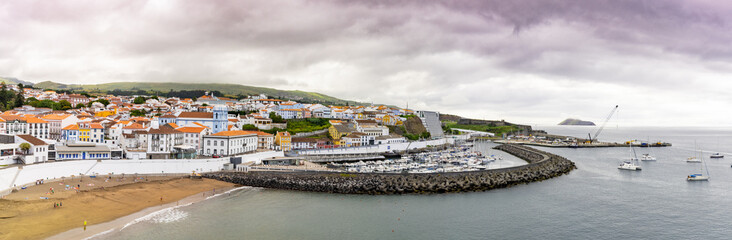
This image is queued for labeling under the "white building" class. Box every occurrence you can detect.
[146,124,183,159]
[202,130,257,156]
[15,135,49,164]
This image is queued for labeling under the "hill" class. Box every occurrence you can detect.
[33,81,359,105]
[0,77,34,86]
[558,118,595,126]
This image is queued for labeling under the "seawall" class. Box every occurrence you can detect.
[204,144,577,194]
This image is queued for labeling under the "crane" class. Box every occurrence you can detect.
[587,105,619,143]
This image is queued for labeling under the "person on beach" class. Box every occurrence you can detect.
[84,220,87,231]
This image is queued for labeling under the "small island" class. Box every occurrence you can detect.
[558,118,595,126]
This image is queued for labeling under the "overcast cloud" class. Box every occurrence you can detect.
[1,0,731,126]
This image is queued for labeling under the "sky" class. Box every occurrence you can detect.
[1,0,731,127]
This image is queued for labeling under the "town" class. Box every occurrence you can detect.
[0,82,455,165]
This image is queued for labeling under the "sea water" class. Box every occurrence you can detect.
[97,126,732,240]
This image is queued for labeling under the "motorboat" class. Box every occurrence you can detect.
[710,153,724,159]
[686,157,701,163]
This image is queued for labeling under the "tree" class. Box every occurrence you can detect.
[36,99,56,109]
[242,124,258,130]
[14,91,24,108]
[420,131,431,139]
[58,100,72,110]
[75,103,85,109]
[19,143,31,155]
[269,112,285,123]
[130,109,146,117]
[133,96,146,104]
[87,99,110,107]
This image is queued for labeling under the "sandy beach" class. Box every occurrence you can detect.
[0,175,235,240]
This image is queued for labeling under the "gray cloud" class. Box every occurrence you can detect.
[1,0,731,126]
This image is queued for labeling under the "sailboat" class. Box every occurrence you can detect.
[710,138,724,159]
[640,138,656,161]
[687,141,702,163]
[687,148,709,181]
[619,142,641,171]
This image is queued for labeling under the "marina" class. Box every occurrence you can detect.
[327,146,509,173]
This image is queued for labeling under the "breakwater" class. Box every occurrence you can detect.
[204,144,576,194]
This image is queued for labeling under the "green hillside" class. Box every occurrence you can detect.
[0,77,33,86]
[34,81,359,105]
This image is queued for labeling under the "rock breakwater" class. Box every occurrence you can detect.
[204,144,576,194]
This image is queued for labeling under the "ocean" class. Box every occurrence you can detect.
[96,126,732,240]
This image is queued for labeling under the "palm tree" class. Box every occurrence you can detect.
[19,143,31,155]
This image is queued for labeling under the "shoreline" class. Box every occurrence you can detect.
[47,185,242,240]
[0,177,236,240]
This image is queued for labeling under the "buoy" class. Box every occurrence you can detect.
[392,229,394,232]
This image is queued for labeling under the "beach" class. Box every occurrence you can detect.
[0,175,235,240]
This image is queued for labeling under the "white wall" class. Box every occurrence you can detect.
[299,138,454,155]
[0,167,19,189]
[90,158,229,175]
[238,151,284,164]
[13,161,97,187]
[0,157,229,197]
[0,151,288,197]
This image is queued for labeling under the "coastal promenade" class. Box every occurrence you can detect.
[204,144,577,194]
[0,151,282,197]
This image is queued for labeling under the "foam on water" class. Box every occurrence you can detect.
[83,228,115,240]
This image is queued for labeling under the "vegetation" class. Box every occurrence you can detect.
[19,143,30,154]
[88,99,110,107]
[241,124,258,130]
[133,96,146,104]
[130,109,147,117]
[269,112,285,123]
[443,121,521,136]
[286,118,331,134]
[0,83,25,111]
[32,81,361,106]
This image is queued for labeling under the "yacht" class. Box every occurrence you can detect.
[618,161,642,171]
[687,174,709,181]
[640,153,656,161]
[687,143,710,181]
[619,142,642,171]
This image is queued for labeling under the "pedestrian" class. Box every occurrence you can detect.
[60,202,62,207]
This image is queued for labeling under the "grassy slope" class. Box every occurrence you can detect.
[443,121,520,136]
[34,81,356,105]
